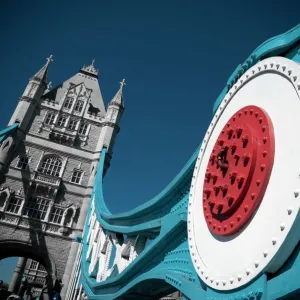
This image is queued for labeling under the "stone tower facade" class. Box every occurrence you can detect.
[0,56,124,299]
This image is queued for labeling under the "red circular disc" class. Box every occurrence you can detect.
[203,105,275,236]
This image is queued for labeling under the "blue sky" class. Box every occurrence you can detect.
[0,0,299,285]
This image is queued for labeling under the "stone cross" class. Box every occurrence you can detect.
[120,79,126,88]
[46,55,54,65]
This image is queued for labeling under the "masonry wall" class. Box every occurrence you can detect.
[0,224,71,279]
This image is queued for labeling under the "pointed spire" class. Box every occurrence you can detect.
[80,59,99,77]
[30,55,53,84]
[109,79,126,107]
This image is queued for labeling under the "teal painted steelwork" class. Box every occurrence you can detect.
[77,24,300,299]
[0,122,19,143]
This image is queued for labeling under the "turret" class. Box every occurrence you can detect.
[96,79,125,171]
[8,55,53,132]
[0,56,53,176]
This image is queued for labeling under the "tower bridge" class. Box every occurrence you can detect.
[1,24,300,300]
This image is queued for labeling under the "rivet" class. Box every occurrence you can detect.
[254,261,259,268]
[237,215,241,222]
[242,153,250,163]
[263,137,268,144]
[287,208,293,215]
[251,193,256,200]
[260,164,265,171]
[262,126,266,132]
[272,238,277,245]
[241,135,249,146]
[263,251,268,257]
[216,280,219,285]
[246,268,251,275]
[293,76,297,82]
[237,275,242,281]
[230,278,234,284]
[230,221,235,227]
[222,280,226,286]
[229,172,237,180]
[294,190,299,198]
[263,150,267,157]
[237,176,244,185]
[288,70,292,75]
[256,180,261,186]
[259,117,263,124]
[280,223,285,231]
[244,205,248,212]
[210,279,214,283]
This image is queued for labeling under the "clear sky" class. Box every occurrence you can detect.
[0,0,299,285]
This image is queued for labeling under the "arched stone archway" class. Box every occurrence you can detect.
[0,240,57,281]
[0,239,58,299]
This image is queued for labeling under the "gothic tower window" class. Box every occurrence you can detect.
[67,119,77,131]
[6,197,22,214]
[50,207,64,224]
[45,113,55,125]
[78,123,88,135]
[30,261,38,270]
[74,100,84,113]
[16,156,29,170]
[24,197,49,220]
[39,156,62,177]
[57,116,66,128]
[71,169,83,184]
[64,97,74,109]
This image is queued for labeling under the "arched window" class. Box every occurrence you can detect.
[64,97,74,109]
[68,119,77,131]
[74,100,84,113]
[57,115,66,127]
[40,156,62,177]
[24,197,49,220]
[78,123,88,135]
[45,113,55,125]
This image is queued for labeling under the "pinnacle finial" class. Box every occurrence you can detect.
[46,55,54,65]
[92,59,95,66]
[120,78,126,88]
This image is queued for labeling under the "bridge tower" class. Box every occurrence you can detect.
[0,56,124,299]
